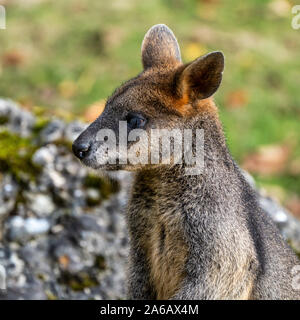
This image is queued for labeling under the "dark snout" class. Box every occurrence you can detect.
[72,112,112,166]
[72,124,95,160]
[72,140,91,160]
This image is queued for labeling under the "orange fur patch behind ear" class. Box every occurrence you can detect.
[173,96,218,117]
[173,94,191,115]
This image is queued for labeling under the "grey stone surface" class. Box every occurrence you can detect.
[0,99,35,137]
[0,175,18,219]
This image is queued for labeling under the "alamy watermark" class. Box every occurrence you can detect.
[292,5,300,30]
[94,121,205,175]
[0,5,6,29]
[0,264,6,290]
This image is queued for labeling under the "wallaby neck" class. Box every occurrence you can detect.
[136,111,239,193]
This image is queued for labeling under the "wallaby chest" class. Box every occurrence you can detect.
[129,173,188,299]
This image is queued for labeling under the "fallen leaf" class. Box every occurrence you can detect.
[226,89,249,109]
[84,100,106,122]
[58,255,70,269]
[242,144,290,175]
[2,49,26,67]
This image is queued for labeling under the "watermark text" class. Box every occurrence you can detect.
[0,5,6,29]
[292,5,300,30]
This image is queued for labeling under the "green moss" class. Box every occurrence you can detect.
[32,105,48,118]
[95,255,106,271]
[54,139,72,152]
[60,271,99,291]
[0,130,40,181]
[45,290,58,300]
[84,174,120,199]
[0,116,9,125]
[32,117,50,136]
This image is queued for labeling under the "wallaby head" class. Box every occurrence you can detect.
[72,24,224,171]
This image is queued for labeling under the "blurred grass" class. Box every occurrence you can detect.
[0,0,299,202]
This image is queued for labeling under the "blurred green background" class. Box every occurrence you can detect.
[0,0,300,215]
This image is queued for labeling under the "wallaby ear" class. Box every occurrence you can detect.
[178,51,224,101]
[141,24,182,70]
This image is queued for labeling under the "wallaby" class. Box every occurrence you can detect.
[72,24,300,300]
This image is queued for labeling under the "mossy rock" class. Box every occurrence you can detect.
[0,130,41,182]
[95,255,106,271]
[32,117,51,136]
[45,290,58,300]
[84,174,120,199]
[0,116,9,125]
[60,271,99,291]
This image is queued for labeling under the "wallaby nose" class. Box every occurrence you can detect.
[72,141,91,160]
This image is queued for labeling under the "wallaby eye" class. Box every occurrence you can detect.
[126,113,147,129]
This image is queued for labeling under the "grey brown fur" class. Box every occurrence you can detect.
[73,24,300,300]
